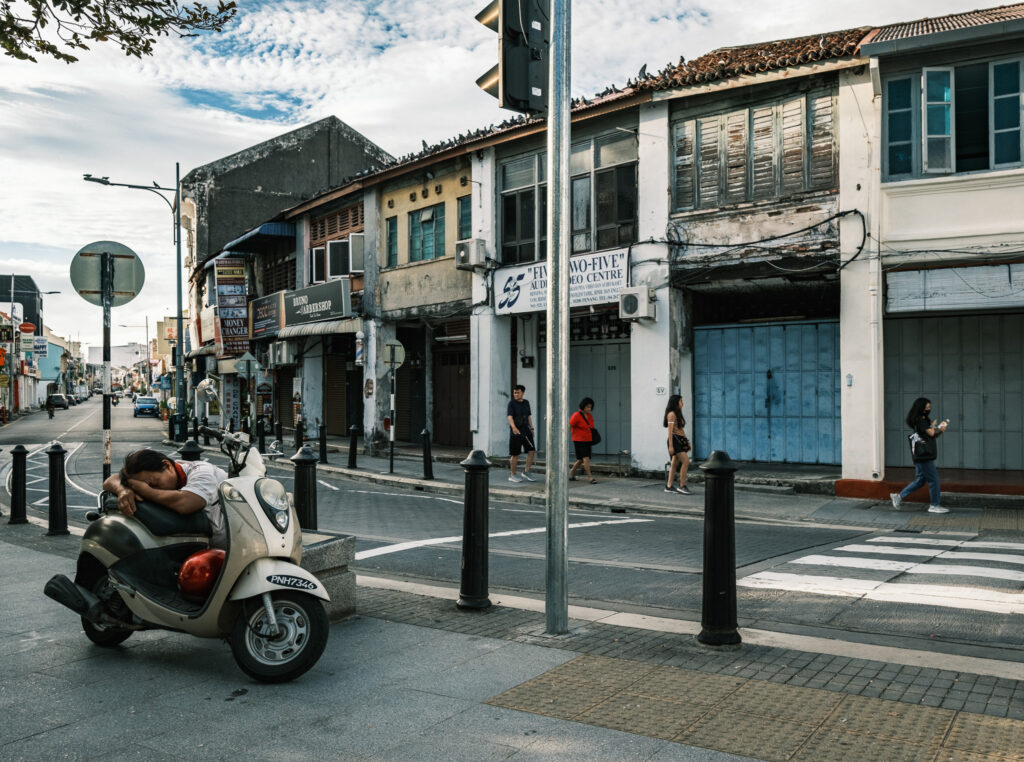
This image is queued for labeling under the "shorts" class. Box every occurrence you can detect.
[509,432,536,456]
[573,441,592,460]
[669,434,690,455]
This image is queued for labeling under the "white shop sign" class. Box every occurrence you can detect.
[886,264,1024,313]
[494,249,628,315]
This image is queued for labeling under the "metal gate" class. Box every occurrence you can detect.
[884,314,1024,470]
[694,320,840,464]
[433,349,471,447]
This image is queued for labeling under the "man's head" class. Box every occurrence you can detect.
[513,384,525,400]
[121,449,179,490]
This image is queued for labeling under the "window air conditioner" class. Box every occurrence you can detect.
[269,341,298,367]
[619,286,656,321]
[455,238,488,271]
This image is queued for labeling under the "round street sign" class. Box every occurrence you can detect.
[383,340,406,368]
[18,322,35,334]
[70,241,145,307]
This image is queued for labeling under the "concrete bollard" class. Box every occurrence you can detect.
[178,440,203,462]
[421,428,434,480]
[47,443,69,536]
[202,416,210,446]
[457,450,492,610]
[318,423,328,465]
[291,445,318,531]
[257,417,266,454]
[8,445,26,525]
[347,425,359,469]
[697,450,741,646]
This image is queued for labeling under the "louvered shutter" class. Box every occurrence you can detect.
[808,93,837,190]
[724,110,749,204]
[672,120,696,211]
[750,106,777,200]
[698,117,721,208]
[780,98,806,195]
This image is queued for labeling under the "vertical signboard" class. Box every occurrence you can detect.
[215,258,250,355]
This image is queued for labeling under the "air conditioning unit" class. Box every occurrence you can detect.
[455,238,488,271]
[619,286,656,321]
[268,341,298,367]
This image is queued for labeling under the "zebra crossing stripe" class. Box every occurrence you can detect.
[866,537,963,547]
[836,544,944,557]
[792,554,1024,582]
[793,554,915,572]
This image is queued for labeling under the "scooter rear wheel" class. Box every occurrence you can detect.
[229,591,328,683]
[82,577,133,647]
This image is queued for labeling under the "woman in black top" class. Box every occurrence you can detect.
[891,397,950,514]
[663,394,691,495]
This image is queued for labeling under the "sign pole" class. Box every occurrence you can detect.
[101,252,113,481]
[389,345,396,474]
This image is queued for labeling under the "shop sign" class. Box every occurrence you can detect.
[19,333,34,352]
[33,337,47,357]
[215,257,250,355]
[283,280,352,327]
[249,291,285,339]
[494,248,628,315]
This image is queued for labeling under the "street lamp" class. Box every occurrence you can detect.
[83,166,186,438]
[119,318,151,390]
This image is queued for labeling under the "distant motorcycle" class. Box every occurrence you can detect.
[47,406,55,419]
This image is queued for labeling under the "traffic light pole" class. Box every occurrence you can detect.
[544,0,570,636]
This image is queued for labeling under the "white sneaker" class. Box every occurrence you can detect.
[508,474,523,483]
[520,471,537,482]
[928,505,949,514]
[890,493,902,509]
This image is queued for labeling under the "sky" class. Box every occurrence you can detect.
[0,0,989,353]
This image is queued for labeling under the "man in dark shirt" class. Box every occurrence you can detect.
[506,384,537,482]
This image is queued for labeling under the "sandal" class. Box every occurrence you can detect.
[569,475,576,481]
[589,478,597,484]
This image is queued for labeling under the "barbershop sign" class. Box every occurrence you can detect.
[494,249,628,315]
[283,280,352,326]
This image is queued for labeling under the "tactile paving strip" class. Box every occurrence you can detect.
[717,680,844,725]
[486,672,620,720]
[626,665,745,706]
[792,729,938,762]
[679,710,817,762]
[821,694,956,746]
[576,693,709,740]
[944,713,1024,758]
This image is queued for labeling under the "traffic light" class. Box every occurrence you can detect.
[476,0,549,116]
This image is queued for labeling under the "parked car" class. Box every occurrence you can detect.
[133,396,159,418]
[47,394,69,410]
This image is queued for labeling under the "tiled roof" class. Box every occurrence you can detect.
[634,27,870,93]
[872,2,1024,43]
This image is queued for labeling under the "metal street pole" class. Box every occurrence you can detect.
[8,274,14,415]
[174,162,185,441]
[545,0,571,635]
[101,252,113,481]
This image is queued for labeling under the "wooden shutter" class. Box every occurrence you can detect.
[780,97,806,195]
[724,110,749,204]
[672,120,696,211]
[750,106,777,200]
[808,93,837,190]
[698,116,721,208]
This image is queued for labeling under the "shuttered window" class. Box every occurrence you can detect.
[310,202,364,248]
[672,90,836,211]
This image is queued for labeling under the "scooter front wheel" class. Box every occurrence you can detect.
[229,591,328,683]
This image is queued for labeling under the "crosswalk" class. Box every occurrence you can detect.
[738,535,1024,615]
[7,442,98,512]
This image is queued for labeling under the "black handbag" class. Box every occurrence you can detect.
[589,426,601,445]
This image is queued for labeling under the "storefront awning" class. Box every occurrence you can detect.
[221,222,296,256]
[185,344,217,359]
[277,318,362,339]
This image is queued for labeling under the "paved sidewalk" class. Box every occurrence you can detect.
[4,525,1024,761]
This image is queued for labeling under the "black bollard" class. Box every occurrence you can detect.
[698,451,741,646]
[202,416,210,446]
[421,428,434,480]
[192,416,199,442]
[457,450,492,609]
[275,420,283,447]
[178,440,203,462]
[8,445,26,524]
[318,424,328,464]
[257,417,266,454]
[168,411,175,441]
[241,417,250,435]
[47,443,69,536]
[294,418,304,453]
[291,445,318,531]
[347,425,359,469]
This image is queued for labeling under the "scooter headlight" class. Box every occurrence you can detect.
[220,483,245,504]
[255,478,290,533]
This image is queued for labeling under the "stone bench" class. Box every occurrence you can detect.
[300,533,356,621]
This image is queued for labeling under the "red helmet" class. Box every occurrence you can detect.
[178,549,226,598]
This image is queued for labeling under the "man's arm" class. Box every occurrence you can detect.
[125,480,205,515]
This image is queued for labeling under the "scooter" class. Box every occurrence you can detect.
[44,414,330,683]
[47,406,55,419]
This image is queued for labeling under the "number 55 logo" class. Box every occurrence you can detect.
[498,272,527,311]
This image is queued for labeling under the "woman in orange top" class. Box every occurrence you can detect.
[568,397,597,484]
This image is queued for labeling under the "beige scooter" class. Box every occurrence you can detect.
[45,382,329,683]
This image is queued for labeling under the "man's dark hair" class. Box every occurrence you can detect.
[513,384,526,393]
[121,449,172,481]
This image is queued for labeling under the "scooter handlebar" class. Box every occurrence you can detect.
[199,426,224,441]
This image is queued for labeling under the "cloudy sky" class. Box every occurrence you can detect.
[0,0,985,351]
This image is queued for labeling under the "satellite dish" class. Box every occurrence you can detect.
[196,378,218,404]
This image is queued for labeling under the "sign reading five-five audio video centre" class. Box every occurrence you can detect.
[494,248,628,315]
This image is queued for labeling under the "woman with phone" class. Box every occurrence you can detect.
[891,397,949,514]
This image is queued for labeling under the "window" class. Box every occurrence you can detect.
[385,216,398,267]
[672,90,836,211]
[499,132,636,263]
[409,203,445,262]
[309,246,325,283]
[327,240,349,278]
[457,195,472,240]
[884,58,1024,178]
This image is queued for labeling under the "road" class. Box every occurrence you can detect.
[4,400,1023,658]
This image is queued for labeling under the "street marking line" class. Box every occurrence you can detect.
[317,479,339,491]
[904,563,1024,583]
[354,518,654,561]
[348,488,462,505]
[793,554,1024,582]
[836,544,944,557]
[793,554,915,572]
[867,537,964,547]
[738,572,881,597]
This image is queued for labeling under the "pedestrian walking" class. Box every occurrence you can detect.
[506,384,537,482]
[891,397,950,514]
[664,394,692,494]
[568,397,598,484]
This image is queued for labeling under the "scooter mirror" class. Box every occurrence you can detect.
[195,378,219,404]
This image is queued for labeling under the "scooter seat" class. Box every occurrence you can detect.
[132,499,212,537]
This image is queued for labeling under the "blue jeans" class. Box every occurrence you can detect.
[900,460,941,506]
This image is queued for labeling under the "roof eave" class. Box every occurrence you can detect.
[862,17,1024,57]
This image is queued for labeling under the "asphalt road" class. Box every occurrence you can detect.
[4,401,1023,658]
